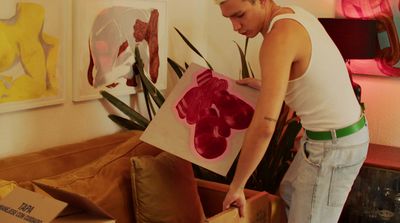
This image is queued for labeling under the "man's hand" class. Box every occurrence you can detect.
[236,78,261,90]
[222,187,246,217]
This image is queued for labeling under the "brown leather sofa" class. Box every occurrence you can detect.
[0,131,162,223]
[0,130,286,223]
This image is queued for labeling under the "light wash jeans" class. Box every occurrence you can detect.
[279,123,369,223]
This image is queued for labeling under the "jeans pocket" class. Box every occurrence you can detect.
[302,141,324,167]
[328,158,365,207]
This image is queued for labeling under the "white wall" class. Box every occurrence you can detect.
[353,74,400,146]
[1,0,399,159]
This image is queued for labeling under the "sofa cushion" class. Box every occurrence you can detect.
[33,132,161,223]
[131,152,205,223]
[0,131,135,182]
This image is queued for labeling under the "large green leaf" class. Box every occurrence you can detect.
[234,41,250,79]
[108,114,147,131]
[174,27,213,70]
[100,90,149,128]
[142,82,157,120]
[167,57,185,78]
[134,47,165,108]
[244,37,249,56]
[248,62,255,78]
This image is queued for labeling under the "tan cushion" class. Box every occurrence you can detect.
[131,152,205,223]
[0,131,135,182]
[33,133,161,223]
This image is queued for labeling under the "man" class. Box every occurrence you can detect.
[215,0,369,222]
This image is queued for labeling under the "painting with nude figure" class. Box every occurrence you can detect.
[0,0,167,113]
[0,0,67,113]
[72,0,167,101]
[140,63,259,176]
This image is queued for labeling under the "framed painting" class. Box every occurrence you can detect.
[337,0,400,77]
[140,63,259,176]
[0,0,67,113]
[72,0,168,101]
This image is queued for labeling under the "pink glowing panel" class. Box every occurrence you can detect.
[338,0,400,76]
[140,63,259,176]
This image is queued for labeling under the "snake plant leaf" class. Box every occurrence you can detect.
[134,47,165,108]
[248,62,255,78]
[167,57,185,78]
[245,37,249,56]
[234,41,250,79]
[108,114,147,130]
[100,90,149,128]
[174,27,214,70]
[142,84,157,120]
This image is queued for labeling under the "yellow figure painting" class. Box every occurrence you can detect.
[0,2,59,103]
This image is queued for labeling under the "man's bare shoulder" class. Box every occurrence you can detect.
[266,18,306,41]
[261,18,308,55]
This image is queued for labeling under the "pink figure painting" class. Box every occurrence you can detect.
[339,0,400,76]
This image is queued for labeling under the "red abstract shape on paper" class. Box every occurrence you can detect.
[176,69,254,159]
[134,9,160,83]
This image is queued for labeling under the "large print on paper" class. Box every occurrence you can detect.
[0,0,66,113]
[140,63,259,176]
[72,0,167,101]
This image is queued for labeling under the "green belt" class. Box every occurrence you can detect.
[305,115,366,140]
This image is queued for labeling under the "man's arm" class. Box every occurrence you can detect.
[223,19,308,216]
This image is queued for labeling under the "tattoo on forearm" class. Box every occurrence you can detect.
[264,117,277,122]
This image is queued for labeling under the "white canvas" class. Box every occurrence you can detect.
[72,0,168,101]
[140,63,259,176]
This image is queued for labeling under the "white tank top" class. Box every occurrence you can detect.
[267,6,361,131]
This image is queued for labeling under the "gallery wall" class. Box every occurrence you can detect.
[1,0,399,159]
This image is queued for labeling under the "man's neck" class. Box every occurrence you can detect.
[261,3,282,36]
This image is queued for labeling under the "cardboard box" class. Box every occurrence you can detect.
[196,179,287,223]
[37,182,116,223]
[1,180,284,223]
[52,213,115,223]
[0,185,115,223]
